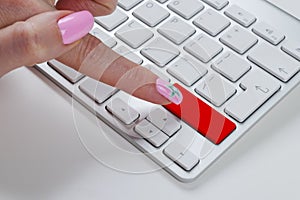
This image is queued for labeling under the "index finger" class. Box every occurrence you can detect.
[57,35,182,105]
[56,0,118,16]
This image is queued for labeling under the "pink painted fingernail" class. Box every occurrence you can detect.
[58,11,94,45]
[156,78,183,105]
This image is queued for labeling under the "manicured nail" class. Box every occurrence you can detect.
[58,11,94,45]
[156,78,183,105]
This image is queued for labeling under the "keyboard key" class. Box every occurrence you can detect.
[164,141,199,171]
[212,52,251,82]
[90,28,117,48]
[167,56,207,86]
[115,20,154,49]
[118,0,143,10]
[135,119,169,148]
[167,0,204,20]
[225,5,256,27]
[158,16,195,45]
[95,8,128,31]
[225,70,281,122]
[147,108,181,137]
[144,65,170,82]
[133,0,170,27]
[156,0,168,3]
[164,84,236,144]
[79,78,118,104]
[48,60,84,84]
[106,98,140,125]
[202,0,229,10]
[114,46,143,65]
[248,43,300,82]
[141,37,180,67]
[252,22,285,45]
[220,25,258,54]
[193,8,230,36]
[184,34,223,63]
[281,41,300,61]
[195,74,236,107]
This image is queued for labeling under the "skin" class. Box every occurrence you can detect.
[0,0,170,105]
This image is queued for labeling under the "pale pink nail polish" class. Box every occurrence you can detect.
[156,78,183,105]
[58,11,94,45]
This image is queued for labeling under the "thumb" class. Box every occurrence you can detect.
[0,10,94,76]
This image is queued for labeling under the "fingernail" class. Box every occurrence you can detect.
[58,11,94,45]
[156,78,183,105]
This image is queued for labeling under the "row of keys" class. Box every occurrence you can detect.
[118,0,229,14]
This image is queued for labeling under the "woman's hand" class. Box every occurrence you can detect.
[0,0,182,105]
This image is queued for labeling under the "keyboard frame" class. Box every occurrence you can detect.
[36,0,300,182]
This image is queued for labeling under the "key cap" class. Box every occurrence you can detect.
[48,60,84,84]
[252,22,285,45]
[195,74,236,107]
[281,41,300,61]
[106,98,140,125]
[158,16,195,45]
[135,119,169,148]
[141,37,180,67]
[225,5,256,27]
[118,0,143,10]
[167,0,204,20]
[212,52,251,82]
[167,56,207,86]
[79,78,118,104]
[115,20,154,49]
[220,25,258,54]
[133,1,170,27]
[248,43,300,82]
[95,9,128,31]
[202,0,229,10]
[184,34,223,63]
[164,84,236,144]
[193,8,230,36]
[147,108,181,137]
[225,70,281,122]
[164,141,199,171]
[114,46,143,64]
[144,65,170,82]
[156,0,168,3]
[90,28,117,48]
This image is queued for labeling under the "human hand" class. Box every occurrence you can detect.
[0,0,182,105]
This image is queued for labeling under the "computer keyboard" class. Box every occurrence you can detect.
[36,0,300,182]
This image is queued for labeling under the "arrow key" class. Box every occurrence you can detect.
[106,98,140,125]
[135,119,169,148]
[225,69,281,122]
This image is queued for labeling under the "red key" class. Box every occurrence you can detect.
[164,84,236,145]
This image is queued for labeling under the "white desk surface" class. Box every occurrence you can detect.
[0,67,299,200]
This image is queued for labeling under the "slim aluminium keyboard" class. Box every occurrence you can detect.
[36,0,300,182]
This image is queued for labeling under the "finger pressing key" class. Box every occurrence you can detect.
[58,35,183,105]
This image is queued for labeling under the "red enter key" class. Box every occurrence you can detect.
[164,84,236,145]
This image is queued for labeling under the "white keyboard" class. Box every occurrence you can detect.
[36,0,300,182]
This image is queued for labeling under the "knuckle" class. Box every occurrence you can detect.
[13,21,45,64]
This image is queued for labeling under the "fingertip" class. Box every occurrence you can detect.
[132,83,172,105]
[155,78,183,105]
